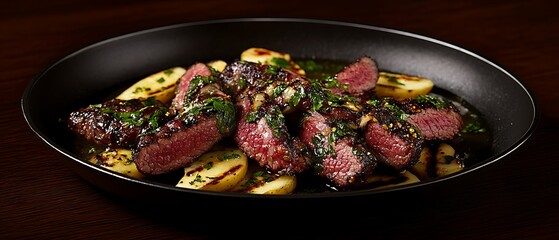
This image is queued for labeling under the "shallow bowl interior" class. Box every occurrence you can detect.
[22,18,538,211]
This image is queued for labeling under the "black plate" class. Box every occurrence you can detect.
[21,18,538,214]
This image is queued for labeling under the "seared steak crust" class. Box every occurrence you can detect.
[67,98,170,149]
[220,60,314,112]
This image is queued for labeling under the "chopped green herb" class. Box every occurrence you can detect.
[462,122,486,133]
[264,65,280,75]
[132,87,144,94]
[387,76,405,86]
[87,146,97,154]
[101,98,168,132]
[273,82,288,98]
[270,57,290,68]
[263,106,285,138]
[245,111,260,123]
[289,86,305,107]
[185,75,217,100]
[414,95,449,109]
[219,153,241,160]
[189,174,204,185]
[296,59,324,73]
[238,77,247,89]
[181,97,235,135]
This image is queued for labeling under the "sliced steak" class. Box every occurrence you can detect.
[134,63,236,175]
[406,108,463,140]
[234,97,310,175]
[220,61,316,174]
[331,56,379,96]
[220,60,377,177]
[220,60,314,112]
[134,116,223,175]
[300,110,376,189]
[170,62,213,115]
[363,107,424,171]
[398,95,463,140]
[67,98,170,149]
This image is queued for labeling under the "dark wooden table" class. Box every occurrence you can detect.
[2,0,558,239]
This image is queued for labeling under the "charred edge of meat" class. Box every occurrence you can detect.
[67,97,170,149]
[220,61,280,97]
[220,60,314,112]
[300,110,376,189]
[220,60,367,117]
[179,93,236,136]
[364,107,424,171]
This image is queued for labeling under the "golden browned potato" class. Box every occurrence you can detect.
[116,66,186,103]
[240,47,305,75]
[410,147,433,180]
[230,164,297,195]
[207,60,227,72]
[375,72,434,99]
[176,148,248,192]
[89,149,144,179]
[435,143,463,176]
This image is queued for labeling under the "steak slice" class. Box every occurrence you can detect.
[220,60,314,112]
[363,107,424,171]
[134,62,236,175]
[331,56,379,96]
[67,98,170,149]
[220,60,314,174]
[170,62,213,115]
[300,110,376,189]
[134,116,223,175]
[234,98,310,175]
[398,96,463,140]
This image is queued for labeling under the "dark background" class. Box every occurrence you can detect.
[2,0,558,239]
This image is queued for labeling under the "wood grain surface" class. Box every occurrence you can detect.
[2,0,558,239]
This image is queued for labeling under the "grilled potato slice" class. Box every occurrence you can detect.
[230,165,297,194]
[240,47,305,75]
[207,60,227,72]
[409,143,463,179]
[176,148,248,192]
[435,143,463,176]
[89,148,144,179]
[375,72,434,99]
[116,66,186,103]
[410,147,433,180]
